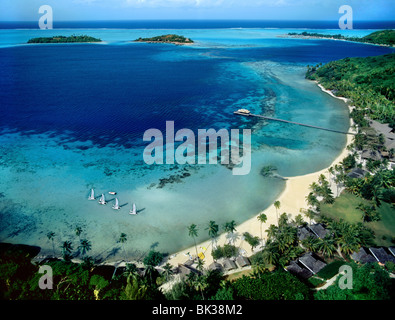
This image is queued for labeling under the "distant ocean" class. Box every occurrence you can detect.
[1,19,395,29]
[0,21,394,260]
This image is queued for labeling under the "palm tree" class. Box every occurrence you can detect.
[206,221,219,248]
[82,256,95,270]
[188,224,199,260]
[144,264,158,285]
[309,182,320,194]
[263,243,279,266]
[266,224,278,240]
[78,239,92,258]
[278,212,288,228]
[338,235,359,257]
[306,192,319,210]
[60,241,73,260]
[273,201,281,225]
[223,220,237,245]
[293,214,305,227]
[300,208,315,226]
[124,263,138,277]
[321,185,335,204]
[282,226,297,246]
[301,236,320,252]
[124,274,147,300]
[317,237,336,258]
[47,231,56,257]
[162,263,173,282]
[192,274,207,300]
[196,258,205,273]
[117,233,128,261]
[318,174,328,187]
[328,166,334,185]
[257,213,267,245]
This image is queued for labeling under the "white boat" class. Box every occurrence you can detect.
[129,203,137,215]
[98,194,106,205]
[112,198,120,210]
[88,188,95,200]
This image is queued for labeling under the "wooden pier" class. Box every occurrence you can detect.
[234,111,355,135]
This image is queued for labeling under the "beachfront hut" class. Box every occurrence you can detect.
[361,149,382,161]
[369,120,394,136]
[183,259,195,267]
[368,247,395,264]
[347,167,367,179]
[209,262,223,272]
[236,256,251,268]
[308,223,329,239]
[222,259,237,271]
[286,261,313,280]
[351,247,376,264]
[177,264,199,278]
[297,226,316,241]
[298,252,326,274]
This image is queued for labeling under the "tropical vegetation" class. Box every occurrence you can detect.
[288,29,395,47]
[27,35,102,43]
[134,34,194,44]
[306,53,395,127]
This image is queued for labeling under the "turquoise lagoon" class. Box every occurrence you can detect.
[0,26,393,261]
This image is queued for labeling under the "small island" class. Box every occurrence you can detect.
[134,34,194,45]
[27,35,102,44]
[287,30,395,47]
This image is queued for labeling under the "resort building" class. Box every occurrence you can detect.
[298,252,327,275]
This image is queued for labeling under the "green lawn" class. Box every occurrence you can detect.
[320,192,395,246]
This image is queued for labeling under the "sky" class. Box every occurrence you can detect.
[1,0,394,21]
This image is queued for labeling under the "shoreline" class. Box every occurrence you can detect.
[133,40,194,46]
[19,81,355,273]
[282,34,395,48]
[164,80,355,269]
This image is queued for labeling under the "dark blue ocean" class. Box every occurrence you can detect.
[0,33,393,146]
[0,23,394,259]
[1,20,395,29]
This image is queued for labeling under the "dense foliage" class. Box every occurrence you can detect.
[289,29,395,46]
[135,34,193,44]
[306,53,395,127]
[314,262,394,300]
[27,35,102,43]
[211,244,238,260]
[232,270,310,300]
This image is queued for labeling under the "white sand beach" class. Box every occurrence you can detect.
[165,83,355,269]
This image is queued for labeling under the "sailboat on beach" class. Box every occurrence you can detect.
[98,194,107,205]
[88,188,95,200]
[112,198,121,210]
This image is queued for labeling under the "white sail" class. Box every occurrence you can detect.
[98,194,106,205]
[129,203,137,215]
[112,198,120,210]
[88,188,95,200]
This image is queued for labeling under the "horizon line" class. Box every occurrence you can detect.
[2,19,395,22]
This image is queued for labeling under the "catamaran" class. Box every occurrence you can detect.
[129,203,137,215]
[98,194,106,205]
[88,188,95,200]
[112,198,121,210]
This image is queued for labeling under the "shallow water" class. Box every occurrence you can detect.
[0,27,393,261]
